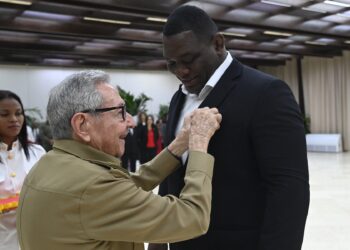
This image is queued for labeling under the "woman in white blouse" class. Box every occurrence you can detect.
[0,90,46,250]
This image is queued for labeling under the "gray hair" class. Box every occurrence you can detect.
[47,70,110,139]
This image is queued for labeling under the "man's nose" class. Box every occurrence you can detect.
[125,113,136,128]
[175,64,190,79]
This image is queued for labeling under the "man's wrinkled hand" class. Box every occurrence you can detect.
[189,107,222,152]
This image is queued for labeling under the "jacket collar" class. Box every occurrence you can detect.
[53,139,128,174]
[166,56,243,143]
[165,86,186,144]
[199,56,243,108]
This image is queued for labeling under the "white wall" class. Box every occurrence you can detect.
[0,65,180,120]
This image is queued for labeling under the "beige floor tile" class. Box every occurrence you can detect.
[303,152,350,250]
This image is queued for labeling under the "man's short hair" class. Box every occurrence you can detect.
[47,70,110,139]
[163,5,218,43]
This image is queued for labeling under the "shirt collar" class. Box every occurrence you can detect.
[53,139,126,173]
[0,139,20,151]
[181,52,233,98]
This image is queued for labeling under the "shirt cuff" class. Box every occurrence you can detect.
[166,147,182,162]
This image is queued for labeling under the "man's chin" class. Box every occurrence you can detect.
[184,81,204,95]
[117,147,125,158]
[185,86,201,95]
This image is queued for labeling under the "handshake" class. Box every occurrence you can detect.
[168,107,222,157]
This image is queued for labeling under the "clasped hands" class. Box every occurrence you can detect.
[168,107,222,157]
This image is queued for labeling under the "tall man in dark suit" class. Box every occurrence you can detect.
[149,5,309,250]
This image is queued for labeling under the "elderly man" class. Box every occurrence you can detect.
[16,70,221,250]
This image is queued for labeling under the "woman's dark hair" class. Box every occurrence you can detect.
[0,90,30,161]
[137,111,147,125]
[147,114,154,123]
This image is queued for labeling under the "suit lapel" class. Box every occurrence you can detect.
[166,87,186,144]
[199,57,243,109]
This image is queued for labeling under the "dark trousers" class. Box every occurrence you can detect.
[144,147,157,163]
[121,155,137,172]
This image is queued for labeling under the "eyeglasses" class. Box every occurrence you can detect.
[81,104,126,121]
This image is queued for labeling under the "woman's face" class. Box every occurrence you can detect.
[140,113,147,123]
[147,116,154,126]
[0,98,24,144]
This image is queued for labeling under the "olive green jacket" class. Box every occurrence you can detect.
[17,139,214,250]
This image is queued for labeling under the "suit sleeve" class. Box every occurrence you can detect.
[80,151,214,243]
[252,80,310,250]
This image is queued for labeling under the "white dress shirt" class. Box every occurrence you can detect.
[0,140,46,250]
[175,52,233,163]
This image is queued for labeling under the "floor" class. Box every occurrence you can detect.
[145,151,350,250]
[302,152,350,250]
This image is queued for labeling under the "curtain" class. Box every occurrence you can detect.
[303,51,350,150]
[258,52,350,150]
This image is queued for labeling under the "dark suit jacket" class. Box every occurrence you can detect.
[124,130,139,159]
[121,130,139,171]
[159,57,310,250]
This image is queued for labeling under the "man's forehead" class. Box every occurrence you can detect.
[96,83,118,94]
[163,31,202,57]
[163,30,195,40]
[97,84,123,104]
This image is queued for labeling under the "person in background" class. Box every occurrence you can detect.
[0,90,45,250]
[135,111,147,163]
[16,70,222,250]
[36,120,53,152]
[160,116,167,146]
[150,5,309,250]
[121,115,139,172]
[141,114,158,162]
[156,118,165,154]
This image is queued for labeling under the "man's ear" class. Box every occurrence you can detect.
[213,33,226,56]
[71,113,91,142]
